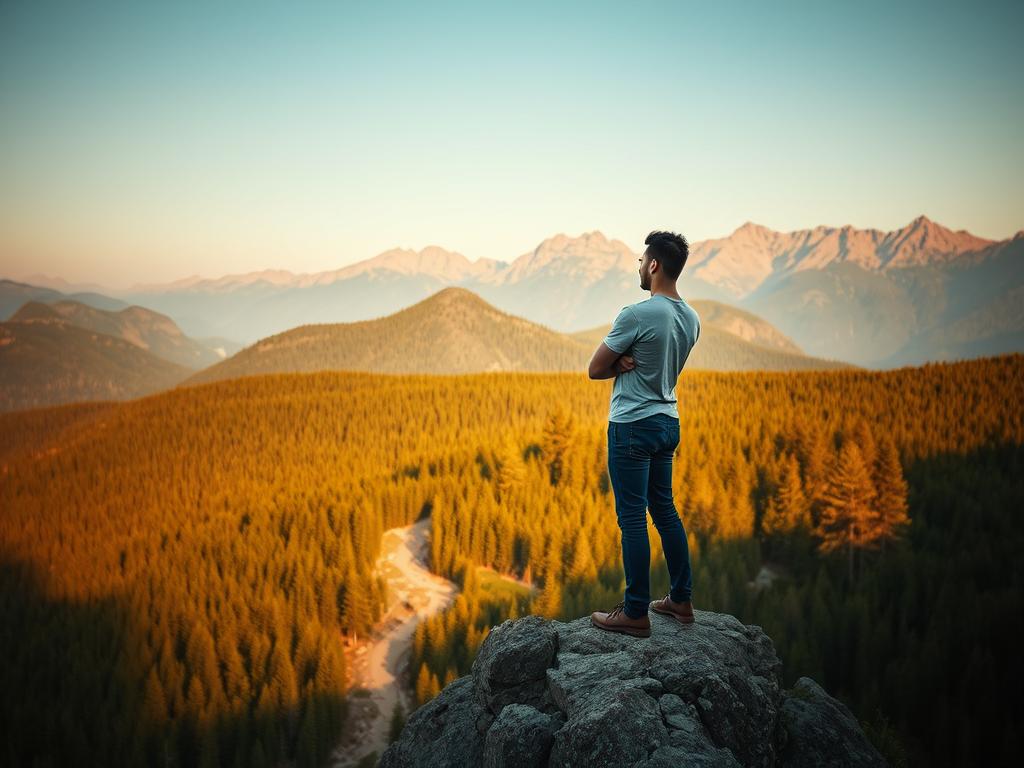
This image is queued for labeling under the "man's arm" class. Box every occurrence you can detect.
[591,305,639,379]
[589,343,634,380]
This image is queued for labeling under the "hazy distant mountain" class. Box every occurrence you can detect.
[1,282,231,365]
[131,246,510,293]
[687,300,802,353]
[0,280,64,318]
[112,234,729,344]
[116,246,514,343]
[0,303,192,412]
[25,299,225,369]
[10,215,1022,368]
[121,269,454,344]
[0,278,130,318]
[742,228,1024,365]
[19,274,117,295]
[194,336,245,360]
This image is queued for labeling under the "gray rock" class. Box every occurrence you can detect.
[643,743,742,767]
[379,675,488,768]
[384,610,887,768]
[546,649,658,716]
[472,614,559,715]
[482,703,559,768]
[549,685,667,766]
[777,677,887,767]
[644,693,741,766]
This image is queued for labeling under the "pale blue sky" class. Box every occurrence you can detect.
[1,0,1021,287]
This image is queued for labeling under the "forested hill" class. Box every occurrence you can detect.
[187,287,849,386]
[184,286,591,384]
[0,354,1019,766]
[0,303,193,412]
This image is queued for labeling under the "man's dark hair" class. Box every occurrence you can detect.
[644,231,689,280]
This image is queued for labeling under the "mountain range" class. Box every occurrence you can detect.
[9,215,1022,368]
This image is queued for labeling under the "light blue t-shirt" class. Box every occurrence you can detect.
[602,294,701,423]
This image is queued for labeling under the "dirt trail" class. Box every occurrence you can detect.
[329,517,458,767]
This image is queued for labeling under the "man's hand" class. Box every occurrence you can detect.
[613,355,636,374]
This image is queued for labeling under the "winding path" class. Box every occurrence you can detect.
[329,517,458,767]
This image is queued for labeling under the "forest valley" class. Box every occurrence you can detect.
[0,354,1020,767]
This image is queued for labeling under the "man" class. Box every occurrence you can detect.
[587,230,701,638]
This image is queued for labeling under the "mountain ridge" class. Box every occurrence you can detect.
[687,214,998,298]
[183,287,849,386]
[100,215,1006,296]
[0,309,193,412]
[5,215,1020,368]
[10,298,224,369]
[180,286,588,385]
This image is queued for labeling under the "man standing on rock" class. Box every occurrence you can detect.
[587,231,701,637]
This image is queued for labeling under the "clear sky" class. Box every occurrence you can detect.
[1,0,1021,288]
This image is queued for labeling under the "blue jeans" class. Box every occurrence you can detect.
[607,413,693,619]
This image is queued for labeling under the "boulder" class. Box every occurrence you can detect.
[379,610,887,767]
[776,677,887,767]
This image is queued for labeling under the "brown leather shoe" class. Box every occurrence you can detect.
[650,594,695,624]
[590,601,651,638]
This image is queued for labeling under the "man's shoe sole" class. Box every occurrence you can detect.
[590,616,651,637]
[650,605,695,625]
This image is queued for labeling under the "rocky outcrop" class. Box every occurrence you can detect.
[380,610,887,767]
[775,677,888,767]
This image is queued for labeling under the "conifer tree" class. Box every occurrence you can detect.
[493,513,515,574]
[341,570,371,641]
[873,436,910,553]
[803,428,831,524]
[143,666,167,726]
[495,435,526,500]
[415,662,433,706]
[541,406,575,486]
[538,535,563,619]
[850,418,878,471]
[269,641,300,711]
[186,674,207,723]
[815,441,877,581]
[765,453,810,534]
[760,496,783,537]
[569,529,598,582]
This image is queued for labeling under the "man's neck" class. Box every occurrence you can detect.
[650,286,681,300]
